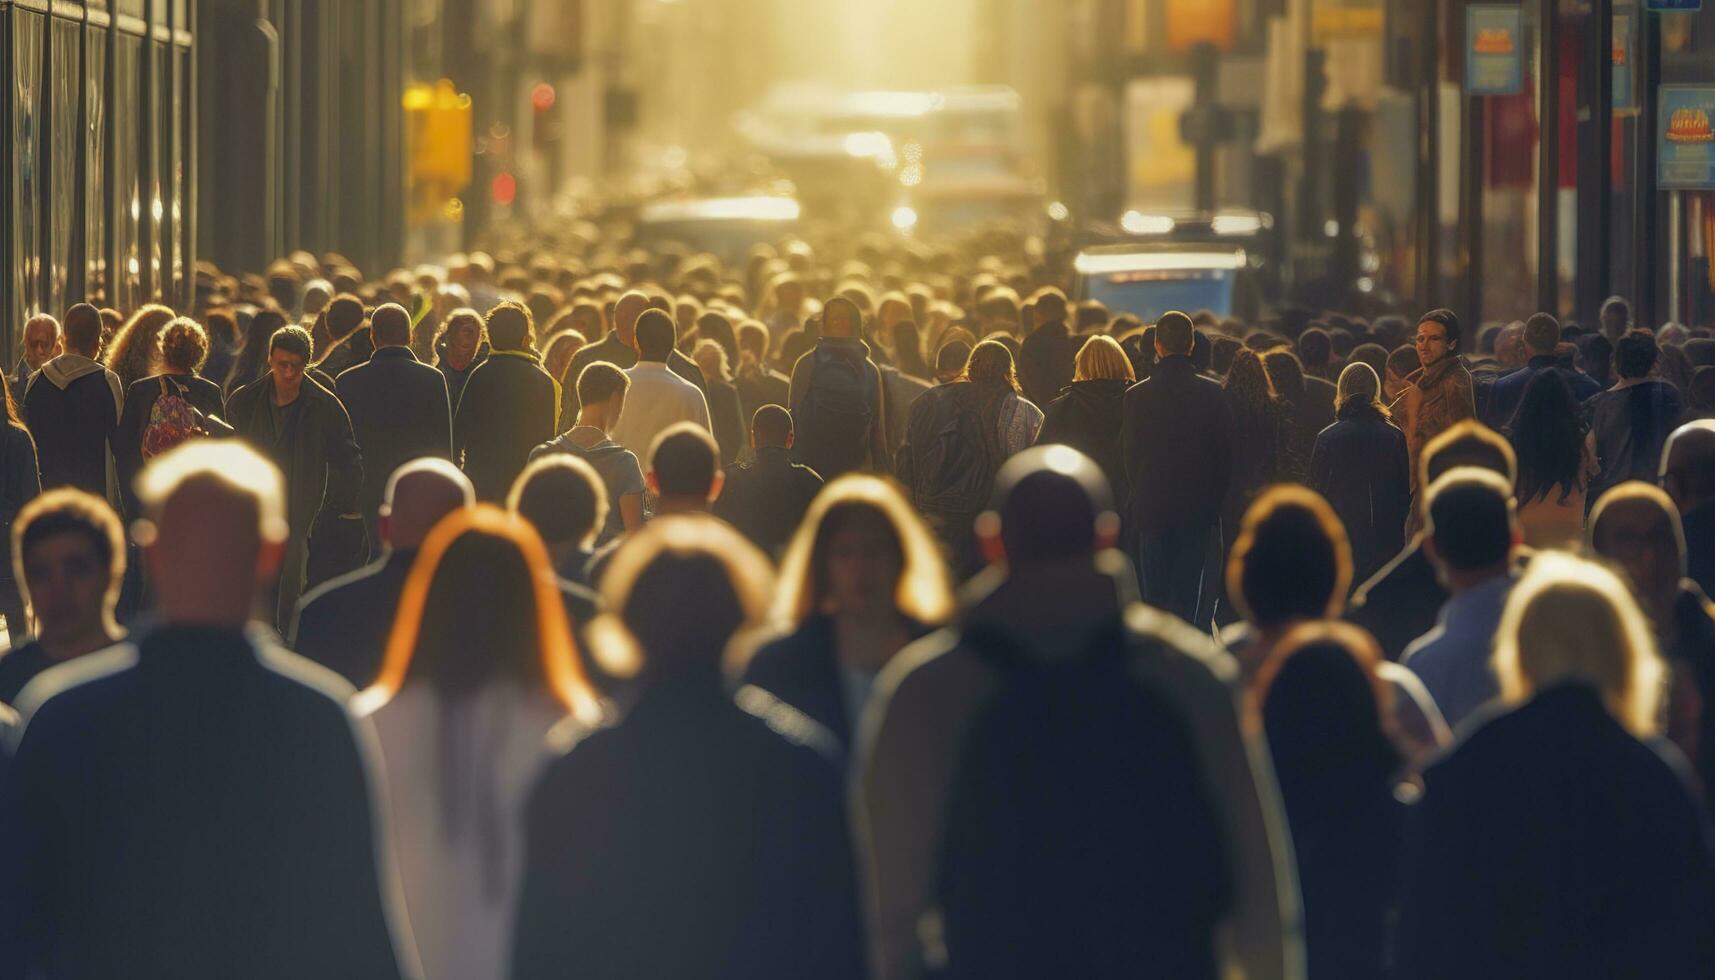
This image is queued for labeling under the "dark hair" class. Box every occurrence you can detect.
[370,303,412,347]
[511,456,606,548]
[1261,348,1308,406]
[1420,308,1461,351]
[935,339,973,376]
[1224,348,1280,424]
[576,361,630,409]
[202,308,239,347]
[268,325,313,361]
[779,328,812,369]
[1506,370,1588,505]
[992,446,1113,563]
[751,404,792,448]
[648,423,718,498]
[1155,311,1195,355]
[1258,627,1400,808]
[1211,335,1241,376]
[229,309,287,391]
[1229,487,1351,628]
[1297,327,1331,368]
[1351,342,1389,380]
[695,311,738,368]
[325,294,366,340]
[1427,469,1514,570]
[1422,419,1519,488]
[1,373,30,449]
[961,339,1021,393]
[892,320,932,380]
[15,487,126,590]
[63,303,105,353]
[1614,328,1660,380]
[1386,345,1420,378]
[1523,312,1560,353]
[486,301,535,352]
[634,309,676,362]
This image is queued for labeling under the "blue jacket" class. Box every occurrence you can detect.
[1481,355,1603,427]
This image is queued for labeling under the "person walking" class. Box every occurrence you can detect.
[1588,328,1685,502]
[336,303,453,550]
[434,308,489,409]
[1393,309,1476,491]
[0,376,41,639]
[1309,362,1411,585]
[1481,311,1602,427]
[0,490,125,704]
[609,309,712,460]
[1016,288,1079,408]
[1504,370,1597,550]
[789,295,890,479]
[453,302,560,502]
[1661,420,1715,598]
[531,363,646,547]
[713,405,825,558]
[227,324,364,628]
[1035,335,1133,507]
[113,317,228,519]
[23,304,123,501]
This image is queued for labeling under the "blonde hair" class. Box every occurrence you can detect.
[773,474,954,627]
[1073,335,1136,383]
[1335,361,1389,419]
[1492,551,1666,737]
[135,439,287,544]
[359,505,600,724]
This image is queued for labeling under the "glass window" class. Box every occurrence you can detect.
[112,32,143,312]
[86,28,109,305]
[11,11,47,340]
[48,18,81,315]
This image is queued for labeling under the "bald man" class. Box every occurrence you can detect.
[290,457,474,687]
[0,440,416,979]
[1662,420,1715,598]
[560,289,707,420]
[1590,479,1715,799]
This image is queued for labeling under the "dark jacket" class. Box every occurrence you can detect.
[316,328,373,381]
[1687,501,1715,601]
[0,625,413,979]
[228,374,364,627]
[1669,583,1715,796]
[1310,403,1412,584]
[453,349,560,502]
[0,425,41,592]
[561,334,708,420]
[530,433,646,546]
[113,374,228,518]
[735,364,791,420]
[788,337,890,479]
[1017,319,1080,409]
[1222,390,1294,534]
[1036,379,1129,506]
[1346,540,1445,662]
[1120,355,1234,534]
[435,340,489,409]
[705,378,749,467]
[336,347,453,514]
[22,355,122,498]
[289,549,416,689]
[510,665,865,980]
[1397,683,1715,979]
[1482,355,1604,428]
[1588,379,1684,500]
[743,614,929,753]
[712,446,824,558]
[1280,375,1335,482]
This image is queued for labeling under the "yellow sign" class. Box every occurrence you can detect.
[1313,2,1384,41]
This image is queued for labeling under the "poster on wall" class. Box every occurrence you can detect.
[1614,8,1638,116]
[1660,85,1715,189]
[1466,5,1524,97]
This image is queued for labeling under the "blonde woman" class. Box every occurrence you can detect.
[1036,334,1135,503]
[1396,551,1715,978]
[744,474,953,755]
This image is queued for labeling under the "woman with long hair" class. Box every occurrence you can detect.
[0,372,40,638]
[113,318,229,518]
[510,516,866,980]
[1036,335,1134,504]
[691,338,749,467]
[1504,369,1598,548]
[1255,622,1408,980]
[1310,362,1411,583]
[226,308,288,396]
[355,505,600,980]
[1397,552,1715,978]
[102,303,176,391]
[896,339,1045,575]
[1262,347,1330,481]
[1222,348,1294,541]
[745,475,953,753]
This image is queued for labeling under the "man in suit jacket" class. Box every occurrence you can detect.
[336,304,453,551]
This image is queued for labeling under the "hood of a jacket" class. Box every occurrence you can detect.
[1055,378,1128,411]
[539,431,627,461]
[817,335,871,364]
[39,354,106,391]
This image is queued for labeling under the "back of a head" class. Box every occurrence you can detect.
[962,340,1018,390]
[382,458,474,550]
[486,301,534,352]
[1258,622,1398,792]
[633,308,676,362]
[1350,342,1389,379]
[1493,551,1663,736]
[509,455,607,550]
[1075,335,1135,383]
[1523,312,1561,354]
[1228,486,1351,629]
[1033,288,1068,324]
[135,441,287,615]
[1661,419,1715,502]
[369,303,412,348]
[936,339,974,377]
[1421,418,1518,489]
[1154,311,1194,356]
[598,515,773,679]
[1425,467,1515,573]
[62,303,103,355]
[1297,327,1331,368]
[1335,361,1382,408]
[750,404,793,448]
[989,445,1115,565]
[1386,344,1420,379]
[159,318,209,374]
[648,423,718,499]
[325,294,366,339]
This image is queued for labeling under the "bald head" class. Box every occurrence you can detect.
[1661,420,1715,514]
[1591,482,1685,607]
[613,291,649,344]
[381,458,475,551]
[980,445,1118,566]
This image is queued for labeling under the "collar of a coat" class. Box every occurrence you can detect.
[488,348,543,366]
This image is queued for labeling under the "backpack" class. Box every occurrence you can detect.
[932,622,1232,979]
[141,377,210,459]
[907,385,1002,520]
[793,346,873,478]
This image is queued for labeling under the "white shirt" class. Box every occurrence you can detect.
[610,361,712,458]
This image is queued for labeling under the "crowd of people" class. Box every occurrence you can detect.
[0,232,1714,979]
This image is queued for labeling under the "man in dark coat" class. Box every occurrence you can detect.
[336,303,453,551]
[713,405,824,558]
[1120,311,1234,626]
[1481,311,1603,427]
[22,305,123,501]
[290,459,473,689]
[227,325,364,629]
[1588,329,1684,504]
[788,296,890,479]
[453,303,560,502]
[856,448,1298,980]
[0,440,415,979]
[561,291,707,420]
[1016,288,1080,409]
